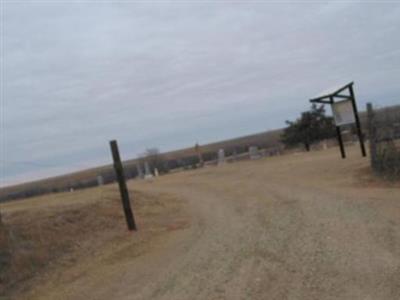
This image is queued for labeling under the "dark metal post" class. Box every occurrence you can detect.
[366,103,377,170]
[110,140,137,231]
[348,84,367,157]
[335,126,346,159]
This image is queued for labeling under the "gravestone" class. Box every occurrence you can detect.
[322,140,328,150]
[97,175,104,186]
[249,146,261,160]
[154,168,159,177]
[218,149,225,165]
[232,150,238,162]
[144,161,153,179]
[136,163,144,179]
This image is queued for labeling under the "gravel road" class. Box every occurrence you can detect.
[22,147,400,300]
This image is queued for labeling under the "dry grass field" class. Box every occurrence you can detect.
[1,145,399,300]
[0,186,187,299]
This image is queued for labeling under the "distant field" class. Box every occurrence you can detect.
[0,129,283,202]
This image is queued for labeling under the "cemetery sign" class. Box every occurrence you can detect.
[309,82,366,159]
[331,100,356,126]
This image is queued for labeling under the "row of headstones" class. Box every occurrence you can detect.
[96,161,159,186]
[135,162,159,179]
[96,146,279,186]
[217,146,273,165]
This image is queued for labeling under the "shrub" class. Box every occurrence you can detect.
[375,141,400,180]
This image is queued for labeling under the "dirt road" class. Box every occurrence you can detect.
[14,147,400,299]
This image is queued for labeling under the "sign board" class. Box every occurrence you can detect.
[332,100,355,126]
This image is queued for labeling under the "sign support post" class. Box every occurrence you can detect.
[349,84,367,157]
[335,126,346,159]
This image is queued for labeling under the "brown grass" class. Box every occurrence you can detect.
[0,183,187,298]
[0,215,11,290]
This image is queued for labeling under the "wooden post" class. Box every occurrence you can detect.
[110,140,137,231]
[349,84,367,157]
[366,103,377,170]
[336,126,346,159]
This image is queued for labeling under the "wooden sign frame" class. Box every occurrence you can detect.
[310,82,366,159]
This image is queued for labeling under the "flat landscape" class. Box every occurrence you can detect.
[1,145,399,300]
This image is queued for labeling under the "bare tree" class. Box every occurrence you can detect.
[143,148,166,174]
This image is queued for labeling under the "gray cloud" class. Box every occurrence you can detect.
[2,1,400,185]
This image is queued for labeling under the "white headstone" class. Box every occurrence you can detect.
[218,149,225,165]
[154,168,159,177]
[136,164,144,179]
[232,150,238,162]
[97,175,104,186]
[144,161,153,179]
[249,146,260,160]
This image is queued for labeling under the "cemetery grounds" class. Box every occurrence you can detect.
[1,145,399,300]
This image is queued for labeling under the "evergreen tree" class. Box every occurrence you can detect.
[281,104,336,151]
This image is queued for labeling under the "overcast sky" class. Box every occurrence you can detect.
[1,1,400,186]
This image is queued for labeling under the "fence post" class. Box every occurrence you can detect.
[366,103,377,171]
[110,140,137,231]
